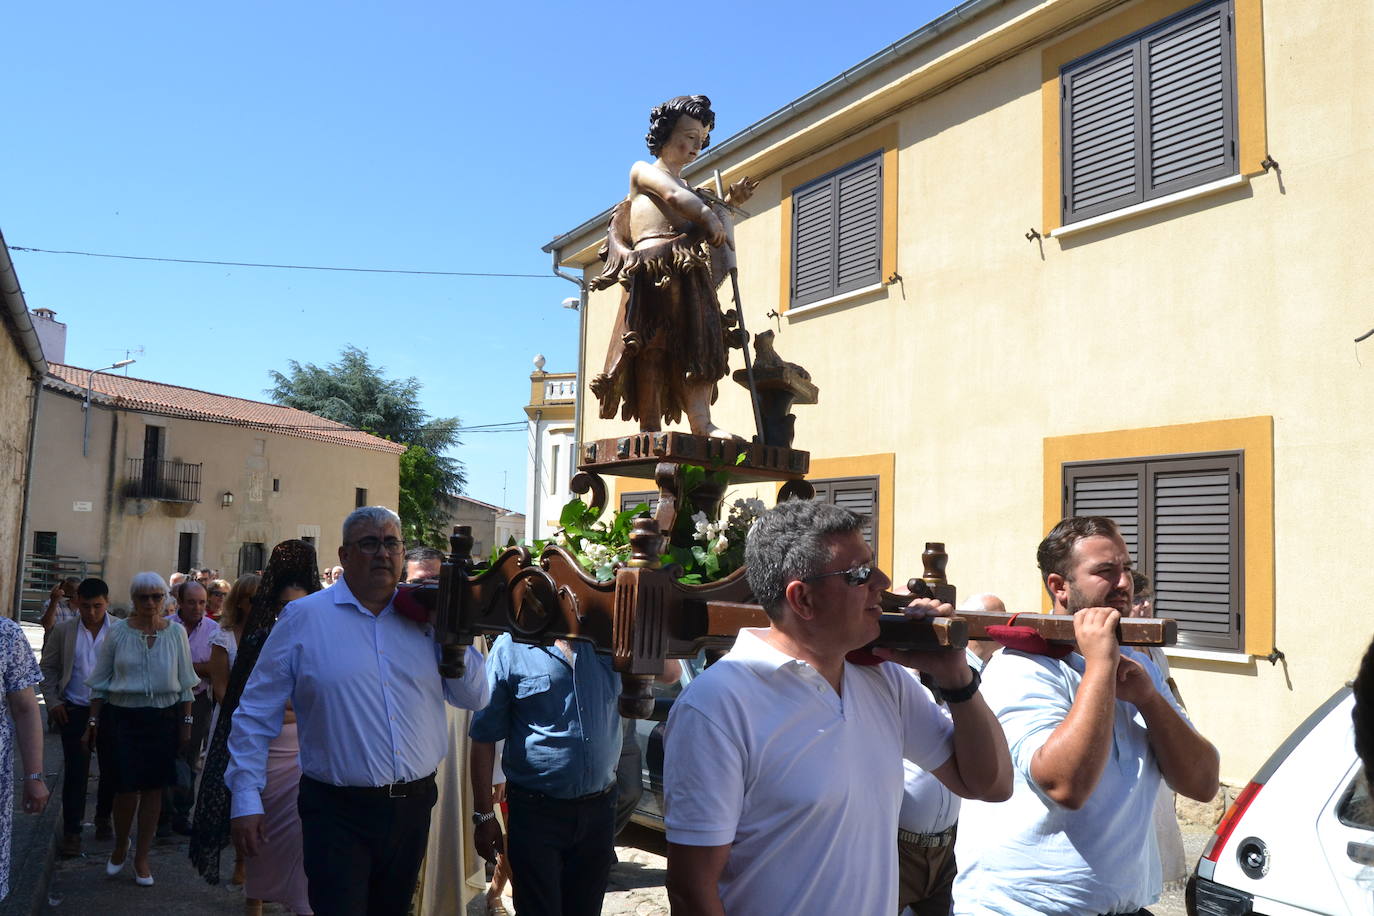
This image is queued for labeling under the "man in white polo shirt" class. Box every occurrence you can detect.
[662,500,1012,916]
[952,516,1219,916]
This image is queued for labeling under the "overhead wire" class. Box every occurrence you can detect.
[6,245,559,280]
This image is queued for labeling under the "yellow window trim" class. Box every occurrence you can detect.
[778,124,899,315]
[775,453,896,577]
[1040,0,1267,233]
[1041,417,1274,657]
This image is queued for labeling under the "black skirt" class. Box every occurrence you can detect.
[98,703,179,792]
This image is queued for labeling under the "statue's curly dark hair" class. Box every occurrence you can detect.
[646,95,715,156]
[1354,636,1374,785]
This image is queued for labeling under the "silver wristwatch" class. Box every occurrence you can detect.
[472,811,497,826]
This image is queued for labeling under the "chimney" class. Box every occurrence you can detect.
[29,308,66,364]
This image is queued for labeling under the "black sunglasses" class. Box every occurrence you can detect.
[801,565,875,587]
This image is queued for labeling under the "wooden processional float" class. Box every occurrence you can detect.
[417,431,1176,719]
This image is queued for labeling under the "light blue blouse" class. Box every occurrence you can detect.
[87,618,198,708]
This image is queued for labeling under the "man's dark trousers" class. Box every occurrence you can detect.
[56,703,113,836]
[506,782,616,916]
[297,773,437,916]
[169,691,213,822]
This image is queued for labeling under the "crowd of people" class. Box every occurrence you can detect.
[3,499,1374,915]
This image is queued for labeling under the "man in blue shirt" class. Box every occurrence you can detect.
[470,634,675,916]
[953,516,1219,915]
[227,507,488,916]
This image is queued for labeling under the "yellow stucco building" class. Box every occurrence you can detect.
[26,363,403,611]
[546,0,1374,782]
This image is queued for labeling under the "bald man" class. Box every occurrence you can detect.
[957,593,1006,668]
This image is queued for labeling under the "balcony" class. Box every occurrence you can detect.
[124,458,202,503]
[543,378,577,402]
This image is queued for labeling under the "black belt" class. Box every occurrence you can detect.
[898,825,956,848]
[507,782,614,803]
[302,772,435,799]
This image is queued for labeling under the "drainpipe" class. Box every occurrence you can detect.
[529,408,543,541]
[11,376,41,621]
[550,249,588,484]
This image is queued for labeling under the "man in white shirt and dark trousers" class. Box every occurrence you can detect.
[227,507,489,916]
[40,577,115,857]
[952,516,1220,916]
[662,499,1012,916]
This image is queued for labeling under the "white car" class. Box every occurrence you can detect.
[1188,686,1374,915]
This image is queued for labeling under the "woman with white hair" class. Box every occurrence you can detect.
[85,571,198,887]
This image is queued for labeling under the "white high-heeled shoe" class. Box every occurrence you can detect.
[105,845,128,878]
[134,870,154,887]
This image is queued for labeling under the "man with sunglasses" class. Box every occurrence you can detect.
[662,499,1012,916]
[227,507,490,916]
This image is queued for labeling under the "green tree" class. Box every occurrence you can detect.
[268,346,465,541]
[398,444,447,547]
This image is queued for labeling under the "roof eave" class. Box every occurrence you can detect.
[0,228,48,375]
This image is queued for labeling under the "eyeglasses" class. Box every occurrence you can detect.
[134,592,166,602]
[348,537,406,556]
[207,590,225,598]
[801,565,875,587]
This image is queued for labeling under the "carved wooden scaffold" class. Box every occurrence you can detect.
[427,431,1175,718]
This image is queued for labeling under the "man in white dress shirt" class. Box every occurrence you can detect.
[40,578,115,856]
[227,507,489,916]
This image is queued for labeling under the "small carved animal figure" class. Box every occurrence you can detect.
[752,330,810,379]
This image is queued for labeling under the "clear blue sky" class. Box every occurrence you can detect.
[6,0,953,512]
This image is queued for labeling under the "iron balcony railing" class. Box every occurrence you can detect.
[125,458,202,503]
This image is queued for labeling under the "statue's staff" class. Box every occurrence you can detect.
[710,169,766,445]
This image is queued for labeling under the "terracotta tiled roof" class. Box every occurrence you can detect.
[46,363,407,455]
[444,493,519,515]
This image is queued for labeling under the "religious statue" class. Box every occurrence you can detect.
[590,95,758,439]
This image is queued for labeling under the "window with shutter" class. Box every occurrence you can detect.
[810,476,879,556]
[790,153,883,308]
[620,491,659,515]
[1064,451,1242,651]
[1062,0,1236,223]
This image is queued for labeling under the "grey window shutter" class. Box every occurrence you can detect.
[620,491,659,514]
[1063,451,1242,651]
[792,180,836,306]
[809,476,879,555]
[790,153,882,308]
[1063,44,1143,222]
[835,157,883,294]
[1065,466,1144,564]
[1061,0,1235,224]
[1150,456,1241,651]
[1144,3,1236,195]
